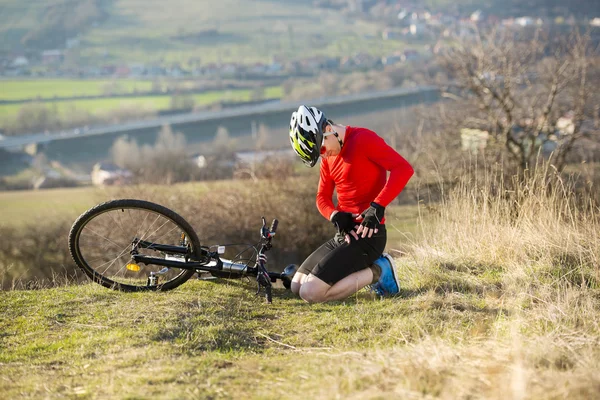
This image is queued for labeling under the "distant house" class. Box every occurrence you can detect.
[409,23,427,36]
[515,17,535,27]
[461,128,489,154]
[353,52,377,68]
[222,63,239,76]
[556,111,575,135]
[190,153,207,168]
[66,38,80,49]
[470,10,484,22]
[91,162,133,186]
[101,65,116,75]
[115,66,131,77]
[42,50,64,64]
[266,62,283,74]
[382,54,402,66]
[403,49,420,61]
[382,29,402,40]
[249,63,267,75]
[11,56,29,68]
[321,57,340,70]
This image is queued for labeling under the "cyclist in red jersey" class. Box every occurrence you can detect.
[288,105,414,303]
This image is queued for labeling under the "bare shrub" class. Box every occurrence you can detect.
[318,73,339,96]
[170,94,195,110]
[113,173,329,271]
[233,157,296,181]
[111,125,200,184]
[381,65,406,87]
[0,220,80,290]
[440,28,600,172]
[250,86,266,101]
[100,104,156,124]
[12,102,60,134]
[412,160,600,292]
[102,80,125,96]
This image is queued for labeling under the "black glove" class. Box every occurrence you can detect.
[331,211,356,234]
[359,202,385,230]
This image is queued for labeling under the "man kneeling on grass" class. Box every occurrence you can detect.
[288,105,414,303]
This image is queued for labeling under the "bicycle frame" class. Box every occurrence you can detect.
[129,217,289,302]
[130,251,289,282]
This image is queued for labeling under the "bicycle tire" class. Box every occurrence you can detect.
[68,199,200,292]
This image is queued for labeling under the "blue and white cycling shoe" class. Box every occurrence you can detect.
[369,253,400,296]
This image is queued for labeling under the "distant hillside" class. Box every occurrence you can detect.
[1,0,348,63]
[0,0,109,50]
[1,0,598,63]
[419,0,600,18]
[23,0,108,49]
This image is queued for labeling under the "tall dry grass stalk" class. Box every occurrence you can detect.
[392,160,600,398]
[415,161,599,290]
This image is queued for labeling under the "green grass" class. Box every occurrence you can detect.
[0,186,104,227]
[1,257,598,398]
[0,85,283,122]
[0,79,155,101]
[0,80,283,102]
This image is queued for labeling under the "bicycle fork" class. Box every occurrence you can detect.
[256,252,272,303]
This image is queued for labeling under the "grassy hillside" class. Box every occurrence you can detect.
[3,0,599,64]
[0,0,404,64]
[1,164,599,398]
[80,0,400,64]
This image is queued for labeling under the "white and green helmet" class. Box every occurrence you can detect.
[289,105,328,167]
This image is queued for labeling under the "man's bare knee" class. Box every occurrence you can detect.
[299,283,328,304]
[290,281,301,296]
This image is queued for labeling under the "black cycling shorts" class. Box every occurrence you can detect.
[297,225,386,286]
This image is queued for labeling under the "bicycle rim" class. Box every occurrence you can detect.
[69,199,198,291]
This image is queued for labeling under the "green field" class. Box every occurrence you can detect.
[0,79,155,101]
[0,85,283,122]
[0,181,212,227]
[0,186,106,227]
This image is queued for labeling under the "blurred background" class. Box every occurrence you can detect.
[0,0,599,286]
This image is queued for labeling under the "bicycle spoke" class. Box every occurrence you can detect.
[82,225,128,251]
[105,207,130,236]
[71,200,198,291]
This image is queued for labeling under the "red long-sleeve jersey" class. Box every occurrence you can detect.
[316,126,414,223]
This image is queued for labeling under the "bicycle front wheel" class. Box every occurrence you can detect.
[68,199,201,292]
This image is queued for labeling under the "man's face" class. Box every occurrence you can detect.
[320,126,341,158]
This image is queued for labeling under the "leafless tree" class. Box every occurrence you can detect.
[441,27,599,173]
